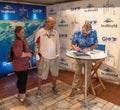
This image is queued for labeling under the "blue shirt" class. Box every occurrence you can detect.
[72,29,98,49]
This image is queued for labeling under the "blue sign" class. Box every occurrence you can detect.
[0,2,46,20]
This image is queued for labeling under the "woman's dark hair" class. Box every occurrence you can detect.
[14,26,26,51]
[14,26,23,38]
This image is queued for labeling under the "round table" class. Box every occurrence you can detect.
[66,50,107,107]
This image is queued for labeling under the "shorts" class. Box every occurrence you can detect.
[37,57,59,80]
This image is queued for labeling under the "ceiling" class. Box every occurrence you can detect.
[2,0,82,5]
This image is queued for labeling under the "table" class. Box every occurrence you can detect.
[66,50,107,107]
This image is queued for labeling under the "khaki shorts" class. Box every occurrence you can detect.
[37,57,59,80]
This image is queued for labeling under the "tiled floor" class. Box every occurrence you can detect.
[0,80,120,110]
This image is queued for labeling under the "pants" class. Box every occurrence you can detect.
[37,57,59,80]
[72,59,92,89]
[15,70,28,94]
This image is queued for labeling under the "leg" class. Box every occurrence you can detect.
[15,70,28,100]
[37,57,50,90]
[72,59,84,90]
[36,57,50,97]
[69,60,84,97]
[50,57,59,94]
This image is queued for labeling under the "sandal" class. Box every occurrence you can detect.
[15,94,25,103]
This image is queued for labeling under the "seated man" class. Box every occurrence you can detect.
[69,22,98,97]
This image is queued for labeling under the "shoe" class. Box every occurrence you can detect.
[36,90,42,98]
[52,87,59,94]
[19,98,25,102]
[69,88,77,97]
[15,94,25,103]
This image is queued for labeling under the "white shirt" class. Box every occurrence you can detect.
[35,28,60,59]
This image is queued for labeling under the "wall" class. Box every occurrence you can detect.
[0,2,46,61]
[47,0,120,84]
[0,2,46,76]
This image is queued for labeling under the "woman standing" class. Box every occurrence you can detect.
[12,26,32,102]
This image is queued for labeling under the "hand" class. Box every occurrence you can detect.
[36,60,40,67]
[82,48,89,53]
[74,46,80,51]
[27,52,32,58]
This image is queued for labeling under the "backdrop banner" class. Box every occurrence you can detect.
[47,0,120,84]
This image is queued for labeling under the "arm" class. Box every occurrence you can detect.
[71,30,81,51]
[13,40,31,58]
[83,30,98,52]
[56,32,60,57]
[71,44,81,51]
[34,31,41,66]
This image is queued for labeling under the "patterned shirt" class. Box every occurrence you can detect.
[72,29,98,49]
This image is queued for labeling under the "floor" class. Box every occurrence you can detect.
[0,80,120,110]
[0,69,120,110]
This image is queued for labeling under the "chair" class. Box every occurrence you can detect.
[90,44,106,95]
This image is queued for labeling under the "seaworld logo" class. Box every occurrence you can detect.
[101,72,118,77]
[104,18,113,23]
[84,3,98,12]
[70,7,81,11]
[59,34,68,38]
[3,5,13,9]
[48,9,57,15]
[1,10,15,14]
[84,8,98,12]
[102,36,117,42]
[1,4,15,13]
[58,19,68,27]
[86,3,95,8]
[101,18,117,28]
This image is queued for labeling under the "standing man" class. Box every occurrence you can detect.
[69,22,98,97]
[34,17,60,97]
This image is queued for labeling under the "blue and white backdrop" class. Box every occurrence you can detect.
[47,0,120,84]
[0,2,46,76]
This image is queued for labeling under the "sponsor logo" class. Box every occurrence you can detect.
[84,8,98,12]
[33,9,42,13]
[84,4,98,12]
[58,19,68,27]
[3,5,13,9]
[70,7,81,11]
[102,36,117,42]
[1,10,15,13]
[60,58,66,62]
[101,72,118,77]
[48,8,57,15]
[59,34,68,38]
[101,18,117,28]
[85,20,97,25]
[1,5,15,14]
[104,18,113,23]
[86,3,95,8]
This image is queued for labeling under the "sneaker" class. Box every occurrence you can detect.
[36,90,42,98]
[69,88,77,97]
[52,87,59,94]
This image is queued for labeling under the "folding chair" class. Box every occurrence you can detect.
[90,44,106,95]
